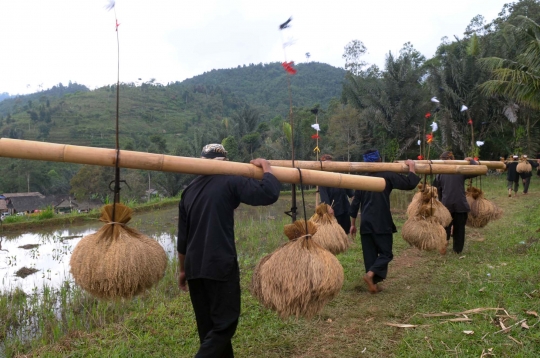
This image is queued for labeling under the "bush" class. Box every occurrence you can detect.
[37,208,54,220]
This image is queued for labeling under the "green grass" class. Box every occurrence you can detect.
[2,175,540,357]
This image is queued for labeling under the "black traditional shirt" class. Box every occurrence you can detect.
[319,187,354,217]
[506,161,519,182]
[178,173,280,281]
[433,161,479,214]
[349,172,420,234]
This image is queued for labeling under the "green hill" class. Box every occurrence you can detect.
[0,61,345,196]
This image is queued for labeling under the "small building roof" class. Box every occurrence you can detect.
[7,196,48,212]
[3,192,45,199]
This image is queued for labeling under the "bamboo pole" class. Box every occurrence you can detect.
[268,160,488,175]
[0,139,386,192]
[395,159,505,170]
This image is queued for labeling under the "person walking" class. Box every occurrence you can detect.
[519,155,539,195]
[433,151,479,254]
[178,144,280,357]
[318,154,354,234]
[506,155,520,197]
[349,149,420,294]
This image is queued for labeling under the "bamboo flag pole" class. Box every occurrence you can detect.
[0,139,386,192]
[395,159,505,170]
[268,160,489,175]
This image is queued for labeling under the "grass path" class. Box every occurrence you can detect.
[10,176,540,357]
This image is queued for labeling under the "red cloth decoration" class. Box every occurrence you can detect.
[282,62,297,75]
[468,119,473,125]
[426,134,433,144]
[425,113,431,119]
[417,155,424,160]
[311,134,320,139]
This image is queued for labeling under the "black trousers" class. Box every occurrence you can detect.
[522,176,531,193]
[335,213,351,235]
[360,233,393,284]
[445,212,468,254]
[188,277,240,358]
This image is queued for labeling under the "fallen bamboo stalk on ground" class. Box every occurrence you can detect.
[395,159,505,170]
[268,160,488,175]
[0,139,385,192]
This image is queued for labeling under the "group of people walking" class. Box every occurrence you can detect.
[175,143,537,357]
[319,150,477,294]
[505,154,540,196]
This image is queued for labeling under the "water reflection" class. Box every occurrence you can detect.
[0,207,179,294]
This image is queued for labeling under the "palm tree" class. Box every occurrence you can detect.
[478,16,540,109]
[478,16,540,154]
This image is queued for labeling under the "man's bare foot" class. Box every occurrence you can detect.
[363,272,379,294]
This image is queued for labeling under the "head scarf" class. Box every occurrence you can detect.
[201,144,227,159]
[363,150,380,162]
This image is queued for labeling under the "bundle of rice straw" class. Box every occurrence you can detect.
[402,205,447,254]
[496,157,505,173]
[309,203,352,255]
[516,157,532,173]
[406,183,452,227]
[466,187,503,228]
[70,203,168,300]
[250,220,344,319]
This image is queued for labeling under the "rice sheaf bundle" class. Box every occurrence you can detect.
[406,183,452,227]
[402,205,447,254]
[251,220,344,319]
[466,187,503,228]
[309,203,352,255]
[70,204,168,300]
[516,159,532,173]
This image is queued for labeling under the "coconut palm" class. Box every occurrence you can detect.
[478,15,540,154]
[478,16,540,109]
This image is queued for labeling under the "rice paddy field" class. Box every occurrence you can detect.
[1,174,539,357]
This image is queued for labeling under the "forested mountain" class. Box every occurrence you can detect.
[0,92,11,103]
[0,61,345,198]
[182,62,346,116]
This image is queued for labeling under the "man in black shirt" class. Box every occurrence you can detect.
[506,155,520,197]
[433,151,478,254]
[178,144,280,357]
[349,150,419,294]
[318,154,354,234]
[519,155,540,194]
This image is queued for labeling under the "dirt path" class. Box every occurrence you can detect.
[288,244,437,358]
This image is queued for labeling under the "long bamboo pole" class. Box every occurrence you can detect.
[268,160,488,175]
[395,159,505,170]
[0,139,385,192]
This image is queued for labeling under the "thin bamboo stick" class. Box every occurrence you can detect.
[0,139,386,192]
[395,159,505,170]
[268,160,488,175]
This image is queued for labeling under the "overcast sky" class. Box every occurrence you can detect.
[0,0,511,95]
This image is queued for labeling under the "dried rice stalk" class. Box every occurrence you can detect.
[407,184,452,227]
[517,160,532,173]
[253,220,344,319]
[309,203,352,255]
[466,187,503,228]
[70,204,168,300]
[402,205,447,254]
